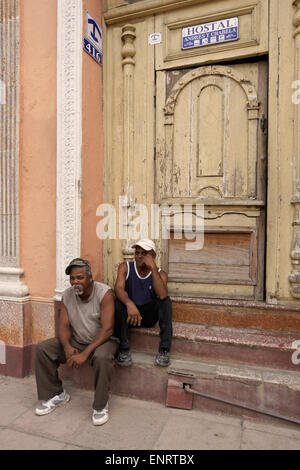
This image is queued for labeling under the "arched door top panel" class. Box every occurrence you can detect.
[161,65,261,200]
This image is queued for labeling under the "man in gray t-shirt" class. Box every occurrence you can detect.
[34,258,118,426]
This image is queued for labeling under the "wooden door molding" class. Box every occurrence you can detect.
[159,65,260,201]
[156,62,267,300]
[164,65,258,116]
[289,0,300,298]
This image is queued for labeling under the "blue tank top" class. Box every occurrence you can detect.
[125,261,160,306]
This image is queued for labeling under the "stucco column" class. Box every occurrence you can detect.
[289,0,300,298]
[120,24,136,262]
[0,0,29,299]
[55,0,82,300]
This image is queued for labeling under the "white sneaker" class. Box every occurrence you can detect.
[92,402,109,426]
[35,391,70,416]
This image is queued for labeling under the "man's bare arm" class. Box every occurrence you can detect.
[143,255,168,300]
[57,303,78,360]
[152,267,168,300]
[114,263,142,326]
[114,263,131,306]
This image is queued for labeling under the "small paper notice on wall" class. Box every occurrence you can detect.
[148,32,162,45]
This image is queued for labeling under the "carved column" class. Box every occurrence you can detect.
[55,0,82,299]
[289,0,300,297]
[163,105,175,198]
[0,0,29,298]
[121,24,136,261]
[247,98,260,198]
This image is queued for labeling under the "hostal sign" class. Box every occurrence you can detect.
[182,17,239,50]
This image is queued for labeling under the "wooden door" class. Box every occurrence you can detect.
[156,61,268,300]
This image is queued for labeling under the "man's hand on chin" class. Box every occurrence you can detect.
[142,254,156,271]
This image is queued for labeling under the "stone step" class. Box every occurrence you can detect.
[129,321,300,372]
[59,352,300,424]
[171,297,300,331]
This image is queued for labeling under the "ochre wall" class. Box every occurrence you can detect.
[81,0,104,283]
[19,0,57,300]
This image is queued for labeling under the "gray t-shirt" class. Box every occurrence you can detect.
[62,281,111,344]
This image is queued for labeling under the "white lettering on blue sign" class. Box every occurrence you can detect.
[86,12,102,53]
[182,17,238,50]
[84,12,102,66]
[83,38,102,65]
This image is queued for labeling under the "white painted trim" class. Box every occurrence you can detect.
[126,261,130,281]
[0,268,29,299]
[0,0,20,268]
[134,261,152,280]
[0,0,30,300]
[55,0,83,300]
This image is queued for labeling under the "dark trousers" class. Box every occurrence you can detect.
[114,297,173,351]
[35,337,118,411]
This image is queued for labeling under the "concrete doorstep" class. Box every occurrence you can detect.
[59,349,300,424]
[0,374,300,451]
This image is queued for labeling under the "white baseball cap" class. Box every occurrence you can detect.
[132,239,156,253]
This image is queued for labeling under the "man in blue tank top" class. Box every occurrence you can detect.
[114,239,173,367]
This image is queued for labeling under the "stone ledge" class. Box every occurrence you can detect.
[132,351,300,387]
[171,298,300,331]
[130,321,300,353]
[60,351,300,422]
[171,296,300,311]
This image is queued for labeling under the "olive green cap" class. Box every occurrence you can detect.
[65,258,91,275]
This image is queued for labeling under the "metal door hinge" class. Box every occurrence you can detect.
[260,114,267,134]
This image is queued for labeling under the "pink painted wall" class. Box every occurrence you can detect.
[81,0,104,283]
[19,0,104,299]
[19,0,57,299]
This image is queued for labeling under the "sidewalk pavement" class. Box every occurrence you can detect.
[0,374,299,451]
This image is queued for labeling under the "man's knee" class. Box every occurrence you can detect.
[156,296,172,315]
[157,296,171,305]
[36,338,58,355]
[115,299,123,308]
[92,342,117,365]
[35,337,63,363]
[35,342,44,360]
[93,350,111,363]
[115,299,127,316]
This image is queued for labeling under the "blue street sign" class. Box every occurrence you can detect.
[83,12,102,66]
[83,37,102,65]
[182,17,239,50]
[86,12,103,53]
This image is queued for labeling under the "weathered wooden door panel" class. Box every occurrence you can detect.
[156,61,267,300]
